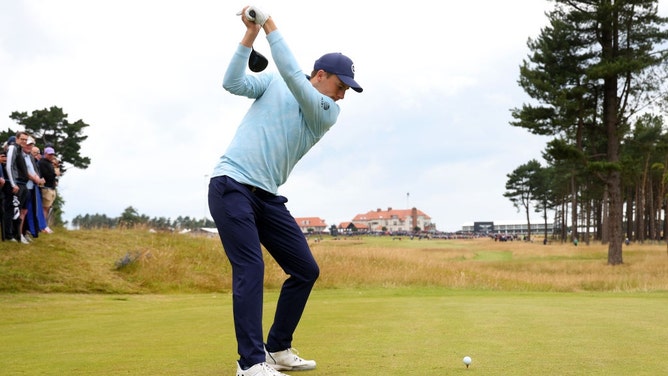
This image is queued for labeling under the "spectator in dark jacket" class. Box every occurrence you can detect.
[1,137,20,242]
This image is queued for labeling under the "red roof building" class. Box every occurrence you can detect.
[350,207,433,233]
[294,217,328,234]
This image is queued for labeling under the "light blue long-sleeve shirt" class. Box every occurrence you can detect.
[211,31,340,194]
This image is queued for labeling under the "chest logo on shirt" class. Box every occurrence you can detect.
[320,98,330,111]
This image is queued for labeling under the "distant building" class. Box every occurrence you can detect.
[462,220,554,235]
[349,207,434,233]
[294,217,328,234]
[338,221,369,233]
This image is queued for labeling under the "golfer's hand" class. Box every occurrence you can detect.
[238,5,269,26]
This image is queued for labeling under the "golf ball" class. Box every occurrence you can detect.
[463,356,472,367]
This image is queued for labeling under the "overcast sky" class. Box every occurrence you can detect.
[3,1,665,232]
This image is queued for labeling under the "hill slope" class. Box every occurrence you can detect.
[0,229,229,293]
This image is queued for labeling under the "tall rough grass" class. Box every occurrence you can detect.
[1,229,667,293]
[307,237,668,292]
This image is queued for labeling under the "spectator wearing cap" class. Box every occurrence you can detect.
[39,146,58,233]
[22,137,46,241]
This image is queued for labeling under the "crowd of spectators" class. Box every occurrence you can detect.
[0,131,60,244]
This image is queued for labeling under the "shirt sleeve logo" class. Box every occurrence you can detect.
[321,97,330,111]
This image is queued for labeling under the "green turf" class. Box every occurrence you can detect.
[1,288,666,375]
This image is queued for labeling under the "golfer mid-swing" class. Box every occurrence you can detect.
[208,5,362,376]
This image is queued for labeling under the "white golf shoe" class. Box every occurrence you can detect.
[266,348,316,371]
[236,362,290,376]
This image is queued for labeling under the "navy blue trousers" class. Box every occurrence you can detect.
[208,176,319,369]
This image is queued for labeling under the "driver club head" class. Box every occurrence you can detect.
[249,48,268,72]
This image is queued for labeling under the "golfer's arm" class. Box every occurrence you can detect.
[240,27,260,48]
[262,17,277,35]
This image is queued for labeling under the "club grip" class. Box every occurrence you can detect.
[249,10,256,18]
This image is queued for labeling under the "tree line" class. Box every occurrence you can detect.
[71,206,215,231]
[504,0,668,264]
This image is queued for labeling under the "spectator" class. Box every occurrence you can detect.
[1,138,19,242]
[0,149,6,241]
[31,146,41,161]
[5,132,32,244]
[39,147,58,233]
[52,156,61,180]
[29,142,48,233]
[23,137,46,239]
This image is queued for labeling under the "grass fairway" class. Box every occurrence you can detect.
[1,289,667,375]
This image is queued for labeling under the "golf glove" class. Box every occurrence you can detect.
[241,6,269,26]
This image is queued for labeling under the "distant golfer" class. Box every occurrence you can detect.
[208,5,362,376]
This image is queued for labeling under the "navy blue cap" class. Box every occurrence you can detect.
[314,53,362,93]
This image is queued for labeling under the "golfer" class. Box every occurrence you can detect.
[208,5,362,376]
